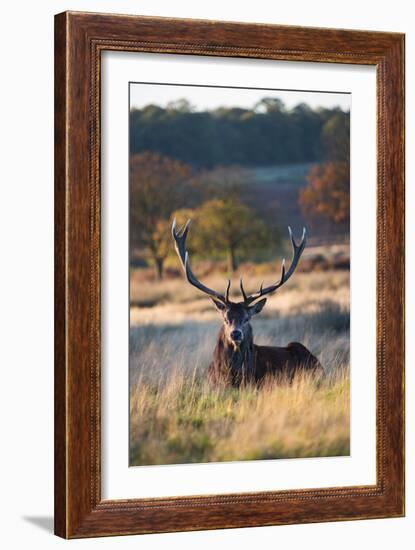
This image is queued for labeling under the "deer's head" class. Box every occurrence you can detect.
[172,219,306,347]
[209,297,266,347]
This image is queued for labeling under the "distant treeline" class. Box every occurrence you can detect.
[130,98,349,168]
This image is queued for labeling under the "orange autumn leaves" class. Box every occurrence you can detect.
[300,161,349,224]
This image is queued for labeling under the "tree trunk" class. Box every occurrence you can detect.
[154,257,164,280]
[227,247,237,273]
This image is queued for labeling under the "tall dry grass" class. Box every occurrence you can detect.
[130,367,349,465]
[129,268,350,466]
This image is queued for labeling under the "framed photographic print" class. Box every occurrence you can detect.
[54,11,405,538]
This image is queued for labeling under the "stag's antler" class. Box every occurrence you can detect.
[172,219,230,304]
[240,226,307,305]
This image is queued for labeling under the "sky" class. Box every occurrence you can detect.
[129,82,351,112]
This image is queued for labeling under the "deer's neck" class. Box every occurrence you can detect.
[213,325,255,384]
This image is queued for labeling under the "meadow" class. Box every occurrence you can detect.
[129,244,350,466]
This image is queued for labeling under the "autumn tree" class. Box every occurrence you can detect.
[130,151,193,279]
[300,161,349,224]
[182,199,270,273]
[299,111,350,225]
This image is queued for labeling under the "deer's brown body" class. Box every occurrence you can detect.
[172,219,324,388]
[208,323,323,387]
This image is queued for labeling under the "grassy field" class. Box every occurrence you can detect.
[129,261,350,466]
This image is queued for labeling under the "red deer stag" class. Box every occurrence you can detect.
[172,219,323,387]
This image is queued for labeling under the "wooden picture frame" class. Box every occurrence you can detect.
[54,11,405,538]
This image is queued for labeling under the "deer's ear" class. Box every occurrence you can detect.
[210,298,226,312]
[249,298,267,316]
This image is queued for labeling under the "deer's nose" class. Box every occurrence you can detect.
[230,329,243,342]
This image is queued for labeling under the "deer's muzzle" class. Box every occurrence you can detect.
[230,329,243,343]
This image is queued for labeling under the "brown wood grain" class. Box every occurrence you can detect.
[54,11,405,538]
[54,11,67,538]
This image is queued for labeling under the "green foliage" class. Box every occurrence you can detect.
[322,110,350,163]
[174,199,271,272]
[130,99,347,168]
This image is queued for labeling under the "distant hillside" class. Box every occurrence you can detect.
[240,164,349,245]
